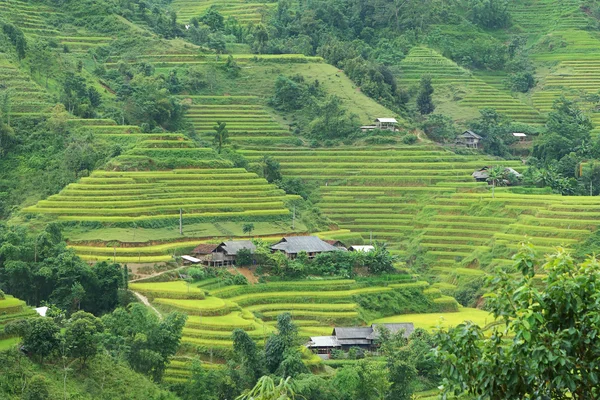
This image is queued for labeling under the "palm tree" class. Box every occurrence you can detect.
[486,165,506,198]
[213,121,229,154]
[236,376,296,400]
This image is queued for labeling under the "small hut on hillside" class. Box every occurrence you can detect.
[457,130,482,149]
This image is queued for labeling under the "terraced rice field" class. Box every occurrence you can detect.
[0,54,54,116]
[238,145,518,254]
[395,47,545,125]
[171,0,276,25]
[0,295,36,350]
[106,53,321,68]
[182,96,297,148]
[0,0,113,53]
[132,276,459,364]
[509,0,587,33]
[25,116,301,262]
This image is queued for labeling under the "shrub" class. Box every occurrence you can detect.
[0,290,5,300]
[402,135,417,145]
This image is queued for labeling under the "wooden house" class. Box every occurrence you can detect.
[271,236,343,260]
[209,240,256,266]
[457,130,482,149]
[191,243,219,264]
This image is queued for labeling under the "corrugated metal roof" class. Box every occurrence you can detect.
[307,336,340,347]
[461,130,482,139]
[215,240,256,255]
[181,255,202,263]
[271,236,341,254]
[375,118,398,123]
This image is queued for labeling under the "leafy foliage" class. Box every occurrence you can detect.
[435,245,600,399]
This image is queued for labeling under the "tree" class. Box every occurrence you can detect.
[7,318,60,363]
[416,76,435,115]
[486,165,507,198]
[260,156,282,183]
[421,114,456,143]
[242,223,255,237]
[434,245,600,399]
[23,375,51,400]
[65,311,104,367]
[102,304,187,382]
[213,121,229,154]
[232,328,263,385]
[469,0,512,29]
[237,376,297,400]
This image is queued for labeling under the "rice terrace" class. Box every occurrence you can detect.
[1,0,600,399]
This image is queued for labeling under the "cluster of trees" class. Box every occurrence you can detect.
[172,313,438,400]
[98,61,186,131]
[6,304,186,383]
[270,74,358,140]
[236,241,396,278]
[0,223,125,315]
[526,97,600,195]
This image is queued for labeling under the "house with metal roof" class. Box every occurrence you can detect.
[360,117,399,132]
[209,240,256,266]
[307,323,415,358]
[271,236,343,259]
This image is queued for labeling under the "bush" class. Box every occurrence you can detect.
[402,135,417,145]
[0,290,5,300]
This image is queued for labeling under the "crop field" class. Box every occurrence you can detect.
[171,0,276,25]
[0,295,36,351]
[133,277,462,358]
[181,96,296,148]
[0,54,54,116]
[24,110,301,261]
[394,47,545,125]
[0,0,113,53]
[373,307,495,331]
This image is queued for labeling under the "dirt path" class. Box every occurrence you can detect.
[228,266,258,284]
[132,291,163,320]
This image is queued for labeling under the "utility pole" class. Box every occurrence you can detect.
[179,208,183,235]
[292,204,295,229]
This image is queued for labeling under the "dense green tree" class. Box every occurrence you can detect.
[65,311,105,366]
[468,0,512,29]
[2,22,27,60]
[270,75,307,112]
[232,328,263,384]
[435,245,600,399]
[416,76,435,115]
[7,318,60,363]
[421,114,456,143]
[307,95,358,139]
[102,304,187,382]
[23,375,51,400]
